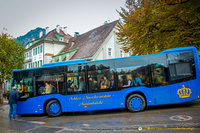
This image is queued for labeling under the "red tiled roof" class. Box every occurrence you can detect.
[60,20,118,60]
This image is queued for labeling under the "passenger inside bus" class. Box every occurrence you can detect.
[38,85,45,95]
[50,82,57,93]
[121,75,131,87]
[44,81,52,94]
[133,73,145,86]
[19,84,25,97]
[67,80,73,92]
[100,76,110,89]
[152,68,165,85]
[110,75,115,89]
[89,77,98,91]
[77,77,85,91]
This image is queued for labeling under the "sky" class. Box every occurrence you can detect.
[0,0,126,38]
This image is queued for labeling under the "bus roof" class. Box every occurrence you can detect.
[13,46,198,72]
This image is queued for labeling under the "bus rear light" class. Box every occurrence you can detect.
[39,109,42,111]
[149,101,152,103]
[198,96,199,98]
[38,105,40,107]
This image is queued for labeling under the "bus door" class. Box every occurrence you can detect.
[149,54,171,105]
[84,61,121,111]
[151,66,171,105]
[65,64,87,112]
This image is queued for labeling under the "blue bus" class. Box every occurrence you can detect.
[11,46,200,117]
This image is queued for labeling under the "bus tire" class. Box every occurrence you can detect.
[46,100,62,117]
[127,94,146,112]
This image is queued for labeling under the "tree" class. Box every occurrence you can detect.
[116,0,200,55]
[0,33,25,103]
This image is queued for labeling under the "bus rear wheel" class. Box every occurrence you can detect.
[46,100,62,117]
[127,94,146,112]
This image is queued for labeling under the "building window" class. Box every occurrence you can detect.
[40,45,43,53]
[40,60,42,67]
[59,37,64,41]
[120,50,124,57]
[35,62,37,68]
[31,63,32,68]
[38,46,40,54]
[33,48,35,56]
[32,63,34,68]
[29,51,31,57]
[108,48,112,56]
[36,48,37,55]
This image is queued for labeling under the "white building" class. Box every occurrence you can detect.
[53,20,129,62]
[24,28,72,69]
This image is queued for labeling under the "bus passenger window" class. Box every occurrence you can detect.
[66,71,86,94]
[115,58,150,89]
[168,52,195,83]
[87,62,115,92]
[36,74,64,95]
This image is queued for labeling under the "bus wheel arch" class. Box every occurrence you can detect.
[44,99,62,117]
[125,92,147,112]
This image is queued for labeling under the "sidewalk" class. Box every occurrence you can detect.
[0,104,8,112]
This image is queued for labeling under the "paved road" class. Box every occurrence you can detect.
[0,100,200,133]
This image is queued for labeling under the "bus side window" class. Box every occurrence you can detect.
[87,62,116,93]
[168,52,196,83]
[36,74,64,95]
[115,58,150,89]
[66,65,86,95]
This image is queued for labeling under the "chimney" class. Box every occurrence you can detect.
[74,32,79,38]
[39,31,43,38]
[56,25,60,33]
[32,37,35,41]
[45,27,49,34]
[63,26,67,35]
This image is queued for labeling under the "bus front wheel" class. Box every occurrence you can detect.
[127,94,146,112]
[46,100,62,117]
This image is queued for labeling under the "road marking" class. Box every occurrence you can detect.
[16,119,46,125]
[83,124,90,127]
[29,121,46,124]
[169,115,192,121]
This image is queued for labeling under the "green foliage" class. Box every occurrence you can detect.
[116,0,200,55]
[0,33,25,87]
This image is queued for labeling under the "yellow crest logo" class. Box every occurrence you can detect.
[177,85,192,98]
